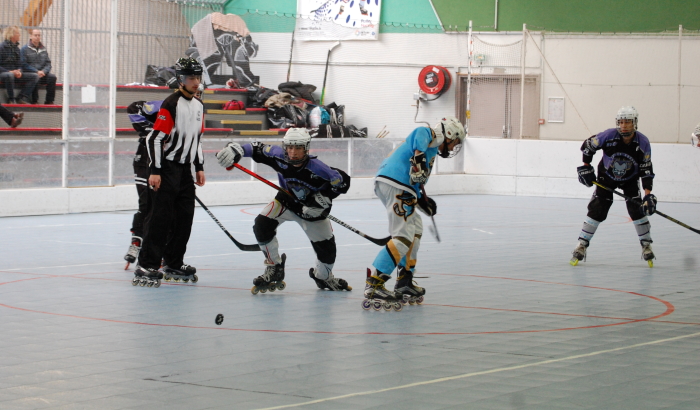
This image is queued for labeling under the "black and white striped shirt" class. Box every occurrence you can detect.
[146,90,204,175]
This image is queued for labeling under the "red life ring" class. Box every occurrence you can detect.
[418,65,452,97]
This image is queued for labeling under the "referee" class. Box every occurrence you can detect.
[135,57,206,282]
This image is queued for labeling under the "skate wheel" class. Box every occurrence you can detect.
[268,284,276,292]
[139,278,146,287]
[183,278,190,283]
[131,277,138,286]
[570,259,579,266]
[192,275,198,283]
[345,285,352,291]
[174,277,181,282]
[251,286,259,295]
[154,279,161,288]
[382,301,392,311]
[648,260,654,268]
[416,296,424,304]
[277,281,286,291]
[163,276,171,282]
[361,299,371,310]
[408,299,416,305]
[393,301,403,312]
[372,300,383,311]
[260,286,267,294]
[146,280,154,287]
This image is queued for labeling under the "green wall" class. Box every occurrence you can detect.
[224,0,442,33]
[223,0,700,33]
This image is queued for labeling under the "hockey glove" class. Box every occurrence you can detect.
[216,142,243,168]
[417,194,437,216]
[409,152,429,185]
[302,192,331,219]
[641,194,657,216]
[577,164,595,187]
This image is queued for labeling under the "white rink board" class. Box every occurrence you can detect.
[1,139,699,217]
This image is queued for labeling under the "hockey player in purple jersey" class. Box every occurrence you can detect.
[216,128,352,294]
[571,106,657,267]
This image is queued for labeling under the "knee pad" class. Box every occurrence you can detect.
[386,236,411,265]
[587,196,612,222]
[311,237,336,264]
[253,214,279,244]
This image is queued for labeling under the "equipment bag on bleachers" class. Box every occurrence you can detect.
[144,65,178,88]
[222,100,245,110]
[309,124,351,138]
[267,104,307,129]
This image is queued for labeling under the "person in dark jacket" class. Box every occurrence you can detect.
[0,26,37,104]
[21,29,56,105]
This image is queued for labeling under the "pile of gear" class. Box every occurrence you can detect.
[241,81,367,138]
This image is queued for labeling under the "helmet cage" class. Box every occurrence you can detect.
[434,116,465,158]
[283,128,311,165]
[615,106,638,137]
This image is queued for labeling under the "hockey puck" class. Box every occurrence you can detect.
[215,314,224,326]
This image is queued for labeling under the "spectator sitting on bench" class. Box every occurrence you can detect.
[0,103,23,128]
[21,29,56,105]
[0,26,37,104]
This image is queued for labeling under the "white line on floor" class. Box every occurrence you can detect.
[254,330,700,410]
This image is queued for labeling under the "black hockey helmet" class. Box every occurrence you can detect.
[175,57,203,77]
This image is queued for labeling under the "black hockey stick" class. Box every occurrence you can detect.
[194,195,260,251]
[420,184,441,242]
[320,41,340,105]
[229,163,391,246]
[592,181,700,235]
[286,29,295,82]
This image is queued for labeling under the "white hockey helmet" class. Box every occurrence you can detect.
[616,106,638,137]
[283,127,311,165]
[433,116,466,158]
[691,122,700,149]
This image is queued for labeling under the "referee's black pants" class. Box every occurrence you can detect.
[138,160,196,270]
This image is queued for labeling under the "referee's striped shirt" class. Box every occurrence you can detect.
[146,90,204,175]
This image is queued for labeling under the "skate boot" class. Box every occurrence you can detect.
[132,266,163,288]
[252,253,286,295]
[641,240,655,267]
[308,268,352,291]
[123,236,142,270]
[394,267,425,305]
[569,239,589,266]
[162,264,198,283]
[362,269,402,312]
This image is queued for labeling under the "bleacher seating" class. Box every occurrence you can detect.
[0,84,286,138]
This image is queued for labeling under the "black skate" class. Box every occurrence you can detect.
[132,266,163,288]
[123,236,142,270]
[394,267,425,305]
[162,264,198,283]
[569,239,589,266]
[252,253,286,295]
[308,268,352,291]
[641,241,655,268]
[362,269,402,312]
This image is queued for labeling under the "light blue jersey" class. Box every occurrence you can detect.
[375,127,438,198]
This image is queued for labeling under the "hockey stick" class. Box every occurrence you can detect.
[286,29,295,82]
[420,185,441,242]
[319,41,340,105]
[228,163,391,246]
[194,195,260,251]
[592,181,700,235]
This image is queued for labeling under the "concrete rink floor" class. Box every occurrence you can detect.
[2,194,700,410]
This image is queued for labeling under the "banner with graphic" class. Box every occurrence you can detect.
[296,0,381,41]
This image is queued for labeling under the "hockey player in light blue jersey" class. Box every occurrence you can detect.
[363,116,466,310]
